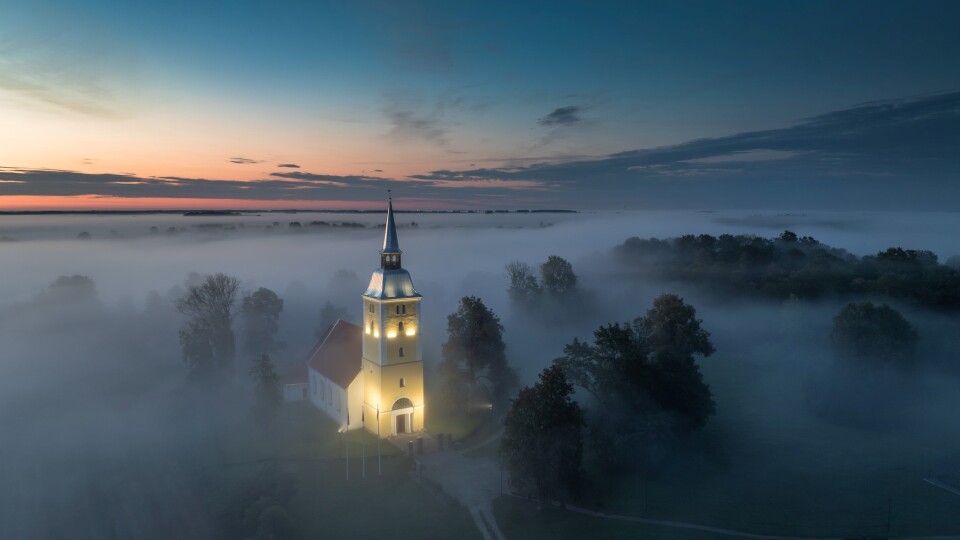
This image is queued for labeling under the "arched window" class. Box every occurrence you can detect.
[395,305,400,315]
[399,377,406,388]
[398,321,405,332]
[399,347,405,358]
[402,305,407,314]
[392,397,414,410]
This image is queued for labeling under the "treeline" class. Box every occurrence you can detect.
[614,231,960,309]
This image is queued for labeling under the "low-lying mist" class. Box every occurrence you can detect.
[2,209,959,537]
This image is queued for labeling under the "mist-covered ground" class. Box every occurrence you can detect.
[1,209,959,538]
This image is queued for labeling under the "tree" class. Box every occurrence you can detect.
[315,301,348,338]
[241,288,285,358]
[555,294,715,469]
[830,301,918,369]
[176,273,240,383]
[250,354,282,427]
[505,261,541,306]
[440,296,516,412]
[501,364,583,502]
[540,255,578,298]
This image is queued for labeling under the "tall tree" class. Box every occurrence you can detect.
[177,273,240,383]
[555,294,715,469]
[250,354,282,427]
[540,255,578,298]
[831,301,918,369]
[441,296,516,412]
[501,364,584,502]
[240,287,285,358]
[505,261,541,306]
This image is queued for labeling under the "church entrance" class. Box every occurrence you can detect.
[392,397,414,435]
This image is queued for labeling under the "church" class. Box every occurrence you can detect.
[282,199,425,437]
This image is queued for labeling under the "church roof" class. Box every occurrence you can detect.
[306,319,362,388]
[363,268,421,299]
[380,198,401,254]
[281,362,307,385]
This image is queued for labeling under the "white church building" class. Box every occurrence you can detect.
[283,199,426,437]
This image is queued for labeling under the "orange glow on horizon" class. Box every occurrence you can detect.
[0,195,454,212]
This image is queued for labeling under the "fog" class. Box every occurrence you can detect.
[2,209,959,538]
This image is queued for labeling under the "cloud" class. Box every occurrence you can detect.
[538,106,582,127]
[411,91,960,209]
[276,163,300,168]
[0,166,544,205]
[3,92,957,210]
[383,108,448,146]
[228,157,264,165]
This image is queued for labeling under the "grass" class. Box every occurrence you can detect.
[216,403,481,540]
[493,496,738,540]
[289,457,481,540]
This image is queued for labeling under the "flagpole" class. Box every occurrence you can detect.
[377,403,382,476]
[362,407,366,479]
[346,412,350,481]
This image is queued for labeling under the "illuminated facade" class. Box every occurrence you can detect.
[287,198,424,437]
[360,198,425,436]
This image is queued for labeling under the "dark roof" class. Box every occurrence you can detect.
[281,363,307,385]
[380,198,401,254]
[306,319,362,388]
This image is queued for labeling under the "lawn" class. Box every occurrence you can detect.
[494,496,738,540]
[216,403,482,540]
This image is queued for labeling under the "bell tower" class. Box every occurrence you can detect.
[361,197,425,436]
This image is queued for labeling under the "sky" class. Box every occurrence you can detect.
[0,0,958,211]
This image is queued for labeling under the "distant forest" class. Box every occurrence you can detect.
[614,231,960,309]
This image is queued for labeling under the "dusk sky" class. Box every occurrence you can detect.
[1,0,958,210]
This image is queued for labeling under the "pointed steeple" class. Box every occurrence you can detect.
[380,196,402,269]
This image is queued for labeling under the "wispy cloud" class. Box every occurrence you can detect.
[276,163,300,168]
[538,106,582,127]
[228,157,265,165]
[383,108,448,146]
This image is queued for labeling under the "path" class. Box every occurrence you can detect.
[390,430,507,540]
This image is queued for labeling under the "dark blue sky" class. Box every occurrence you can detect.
[1,0,958,209]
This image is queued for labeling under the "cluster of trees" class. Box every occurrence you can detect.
[439,296,517,413]
[614,231,960,308]
[808,300,920,428]
[506,256,582,315]
[175,273,287,426]
[502,294,716,501]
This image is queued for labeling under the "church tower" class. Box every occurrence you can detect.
[361,198,425,436]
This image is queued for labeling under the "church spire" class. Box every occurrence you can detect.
[380,195,402,270]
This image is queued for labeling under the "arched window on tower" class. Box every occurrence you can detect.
[402,305,407,314]
[400,377,406,388]
[398,321,405,333]
[399,347,405,358]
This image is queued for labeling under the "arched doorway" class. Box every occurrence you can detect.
[392,397,414,435]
